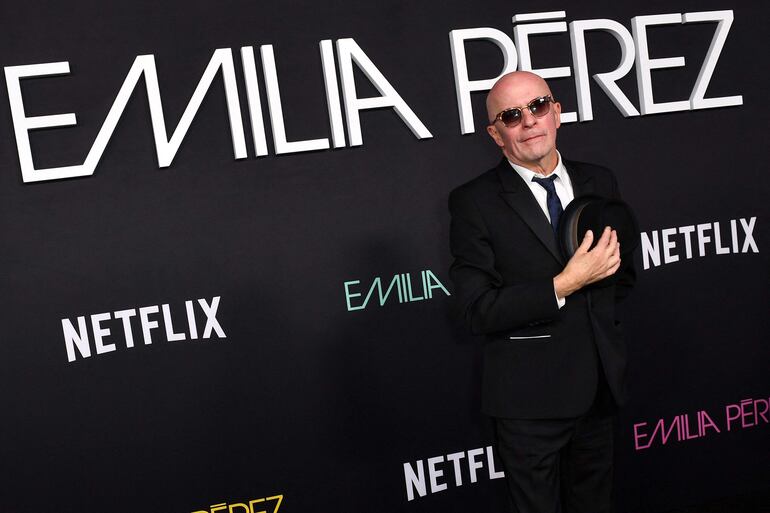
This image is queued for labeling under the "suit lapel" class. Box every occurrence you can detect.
[495,159,564,265]
[564,159,596,198]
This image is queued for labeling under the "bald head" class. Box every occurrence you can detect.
[486,71,554,123]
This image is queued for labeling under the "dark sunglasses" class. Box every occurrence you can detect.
[490,95,555,127]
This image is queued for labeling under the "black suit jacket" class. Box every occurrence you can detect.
[448,158,635,419]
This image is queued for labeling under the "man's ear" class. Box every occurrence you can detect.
[553,101,562,129]
[486,124,504,147]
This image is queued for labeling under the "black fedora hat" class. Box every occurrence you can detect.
[558,195,639,260]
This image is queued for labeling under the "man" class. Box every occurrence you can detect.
[448,71,635,513]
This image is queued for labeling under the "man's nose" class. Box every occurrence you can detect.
[520,108,537,127]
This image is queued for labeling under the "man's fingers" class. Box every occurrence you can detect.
[591,226,612,251]
[611,242,620,258]
[605,260,621,277]
[600,229,618,257]
[577,230,594,253]
[600,226,612,243]
[602,228,617,251]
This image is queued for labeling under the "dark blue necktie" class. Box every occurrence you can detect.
[531,174,563,235]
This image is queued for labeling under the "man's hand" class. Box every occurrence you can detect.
[553,227,621,299]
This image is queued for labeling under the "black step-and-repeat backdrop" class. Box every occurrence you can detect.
[1,1,767,512]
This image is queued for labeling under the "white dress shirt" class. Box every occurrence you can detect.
[507,151,573,308]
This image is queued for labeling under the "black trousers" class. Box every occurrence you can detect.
[493,368,617,513]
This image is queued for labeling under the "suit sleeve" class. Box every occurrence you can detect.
[448,188,559,335]
[608,169,637,303]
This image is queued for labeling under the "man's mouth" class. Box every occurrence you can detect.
[521,134,545,143]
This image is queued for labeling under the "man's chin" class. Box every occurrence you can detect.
[506,148,557,169]
[519,151,549,163]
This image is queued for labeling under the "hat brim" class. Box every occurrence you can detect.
[558,195,639,260]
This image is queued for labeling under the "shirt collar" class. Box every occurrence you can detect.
[508,151,566,185]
